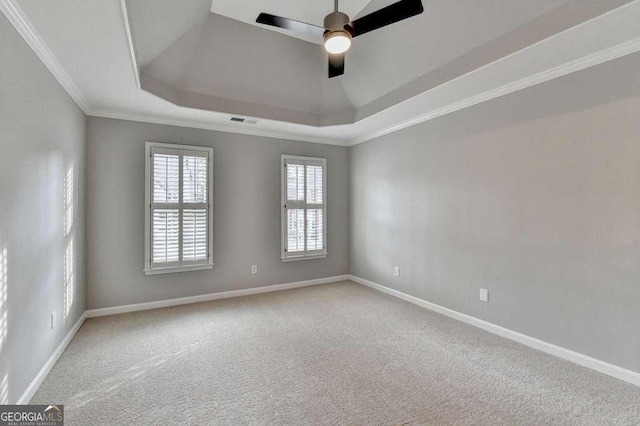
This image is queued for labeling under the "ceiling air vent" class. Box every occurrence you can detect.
[230,117,259,125]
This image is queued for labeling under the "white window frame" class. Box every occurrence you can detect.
[281,155,328,262]
[144,142,214,275]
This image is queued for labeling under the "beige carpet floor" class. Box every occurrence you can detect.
[33,281,640,425]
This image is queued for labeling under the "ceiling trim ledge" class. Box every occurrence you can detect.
[120,0,141,90]
[348,35,640,146]
[0,0,90,112]
[88,109,348,146]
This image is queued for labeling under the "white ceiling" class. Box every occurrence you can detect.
[210,0,372,44]
[5,0,640,145]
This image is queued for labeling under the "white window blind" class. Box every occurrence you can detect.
[145,142,214,274]
[281,155,327,261]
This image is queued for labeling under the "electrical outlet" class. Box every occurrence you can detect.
[394,266,400,277]
[251,265,258,274]
[479,289,489,303]
[50,311,57,330]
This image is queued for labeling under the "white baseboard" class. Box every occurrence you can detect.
[86,275,350,318]
[349,274,640,388]
[17,312,87,404]
[19,273,637,405]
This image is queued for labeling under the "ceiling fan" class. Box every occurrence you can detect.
[256,0,424,78]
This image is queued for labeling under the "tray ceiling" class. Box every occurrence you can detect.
[7,0,640,144]
[131,0,583,125]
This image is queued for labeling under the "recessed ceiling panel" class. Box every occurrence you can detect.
[141,14,355,125]
[210,0,373,44]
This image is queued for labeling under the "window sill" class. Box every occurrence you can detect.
[281,254,327,263]
[144,263,214,275]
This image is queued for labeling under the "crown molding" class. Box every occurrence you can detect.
[348,34,640,146]
[88,109,348,146]
[1,0,347,147]
[120,0,141,90]
[348,0,640,146]
[0,0,89,113]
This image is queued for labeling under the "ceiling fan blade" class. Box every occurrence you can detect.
[347,0,423,37]
[328,53,345,78]
[256,13,326,39]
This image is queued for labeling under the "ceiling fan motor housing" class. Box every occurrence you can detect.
[324,11,350,31]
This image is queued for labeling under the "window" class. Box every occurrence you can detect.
[281,155,327,261]
[144,142,213,274]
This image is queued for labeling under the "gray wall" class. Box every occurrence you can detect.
[0,15,86,403]
[349,53,640,372]
[86,118,349,309]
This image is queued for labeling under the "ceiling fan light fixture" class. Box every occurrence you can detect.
[324,30,352,54]
[256,1,424,77]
